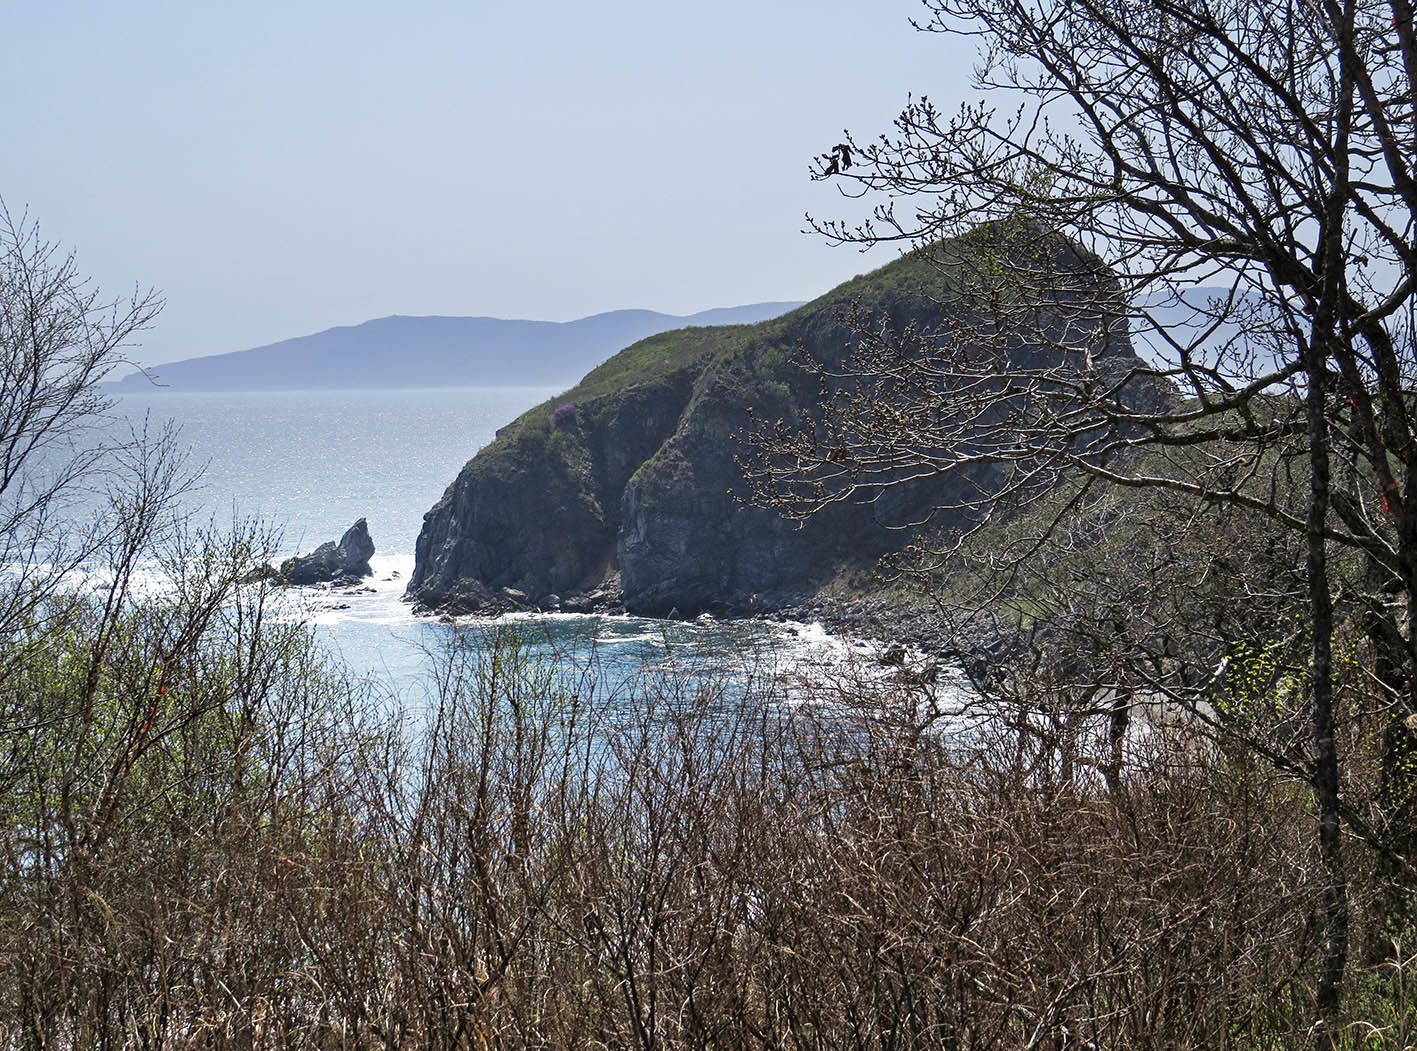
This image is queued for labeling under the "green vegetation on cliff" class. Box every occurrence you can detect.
[408,231,1140,616]
[496,244,947,442]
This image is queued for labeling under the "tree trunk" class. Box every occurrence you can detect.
[1103,691,1130,796]
[1363,555,1417,961]
[1306,333,1348,1050]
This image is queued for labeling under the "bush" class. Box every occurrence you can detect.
[0,603,1351,1049]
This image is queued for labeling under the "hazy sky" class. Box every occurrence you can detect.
[4,1,975,366]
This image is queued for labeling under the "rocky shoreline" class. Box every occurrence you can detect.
[406,571,981,680]
[263,529,968,686]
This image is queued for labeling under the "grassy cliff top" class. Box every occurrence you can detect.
[494,243,952,441]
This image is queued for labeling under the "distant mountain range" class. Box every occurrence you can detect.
[107,303,805,392]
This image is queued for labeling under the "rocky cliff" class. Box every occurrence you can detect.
[408,227,1152,617]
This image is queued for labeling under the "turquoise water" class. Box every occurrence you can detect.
[106,388,860,701]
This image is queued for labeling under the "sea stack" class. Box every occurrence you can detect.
[280,518,375,585]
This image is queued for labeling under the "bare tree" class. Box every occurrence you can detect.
[0,200,163,644]
[741,0,1414,1040]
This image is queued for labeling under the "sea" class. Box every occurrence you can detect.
[103,387,868,707]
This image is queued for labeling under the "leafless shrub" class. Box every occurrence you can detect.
[0,603,1373,1050]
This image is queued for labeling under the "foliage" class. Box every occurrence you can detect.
[0,619,1356,1049]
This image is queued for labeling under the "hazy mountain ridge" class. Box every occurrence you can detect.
[107,303,804,392]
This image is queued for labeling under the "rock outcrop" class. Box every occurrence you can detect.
[408,225,1160,617]
[281,518,375,585]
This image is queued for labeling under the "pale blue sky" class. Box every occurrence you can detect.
[3,1,974,366]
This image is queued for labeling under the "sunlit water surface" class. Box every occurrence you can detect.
[103,388,885,706]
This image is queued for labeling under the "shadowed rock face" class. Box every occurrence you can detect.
[408,227,1159,617]
[408,373,695,611]
[281,519,375,585]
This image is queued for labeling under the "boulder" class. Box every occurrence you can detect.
[280,518,375,585]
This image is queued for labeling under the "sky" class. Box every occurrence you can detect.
[3,1,976,367]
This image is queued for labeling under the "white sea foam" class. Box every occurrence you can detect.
[296,552,418,627]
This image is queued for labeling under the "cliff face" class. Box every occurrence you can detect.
[409,355,702,604]
[614,300,975,615]
[408,228,1148,616]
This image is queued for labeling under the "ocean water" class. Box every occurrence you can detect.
[105,387,868,704]
[110,387,552,560]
